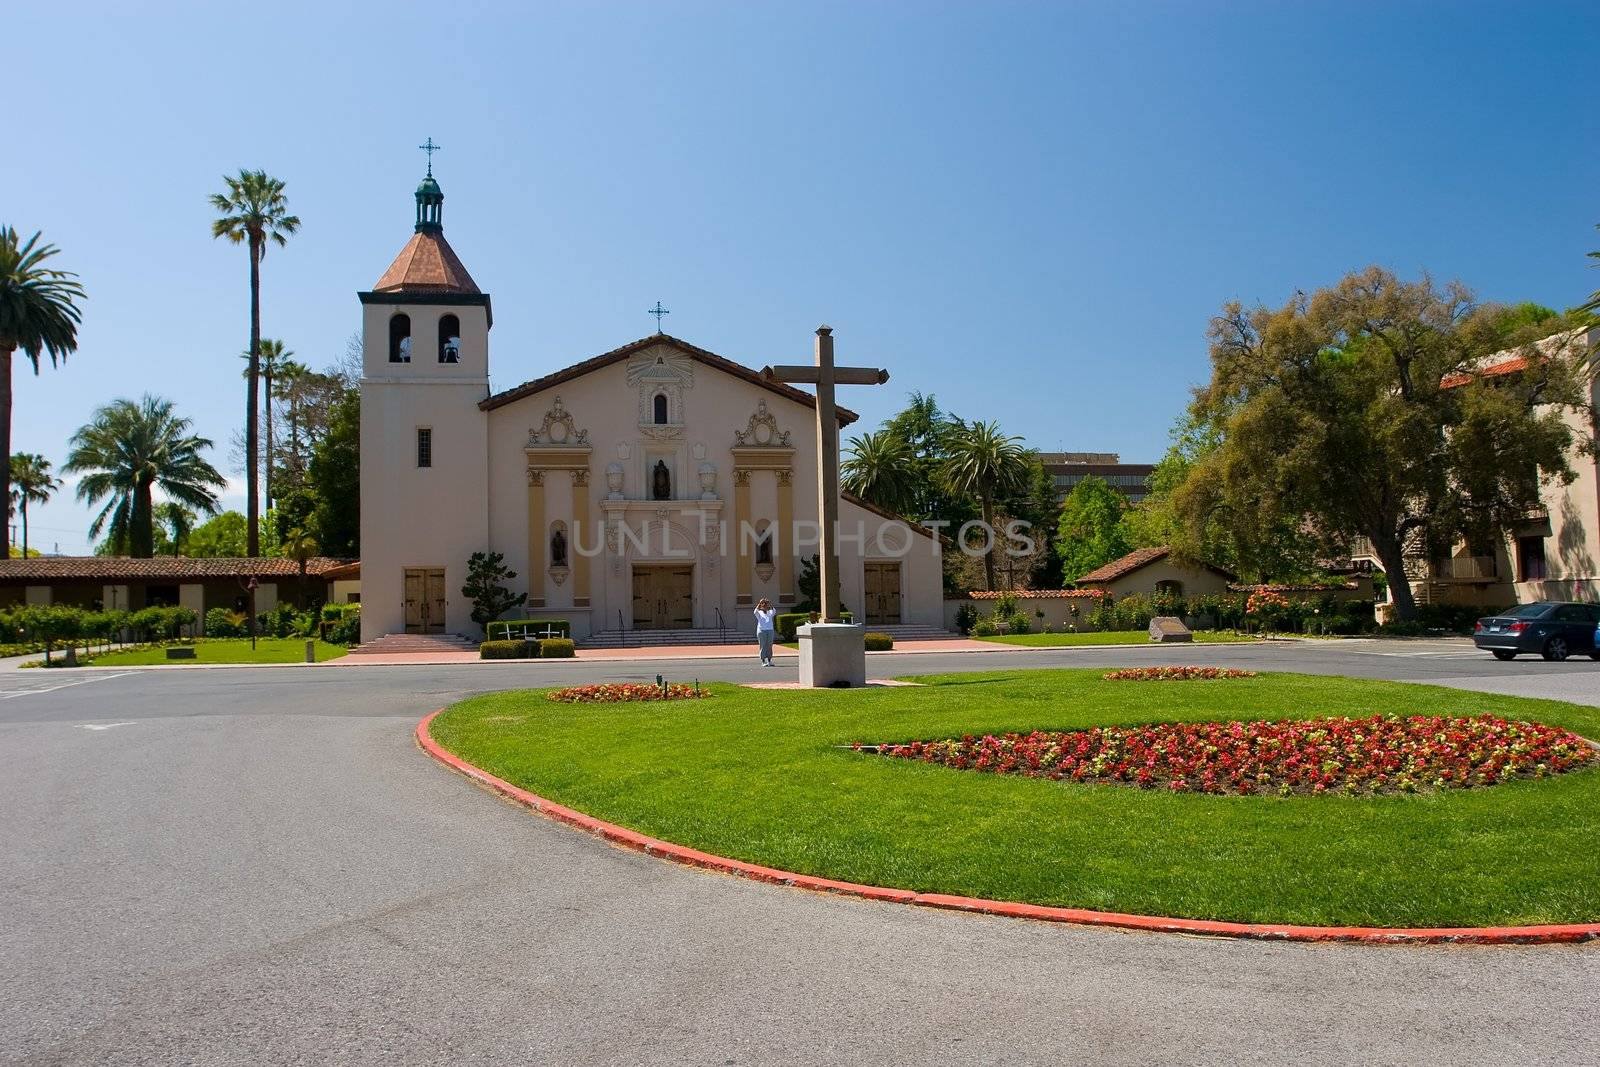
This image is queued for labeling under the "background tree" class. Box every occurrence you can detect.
[278,519,320,603]
[64,395,227,558]
[462,551,526,626]
[885,392,970,521]
[185,511,249,557]
[941,420,1032,589]
[841,429,918,515]
[154,501,197,558]
[9,453,59,557]
[1172,267,1588,620]
[306,389,359,557]
[0,228,84,558]
[211,170,300,557]
[1055,475,1132,582]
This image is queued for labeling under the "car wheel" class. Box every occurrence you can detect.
[1542,637,1570,662]
[1492,650,1516,661]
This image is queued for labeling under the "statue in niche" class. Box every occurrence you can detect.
[550,527,568,567]
[652,460,671,500]
[756,530,774,566]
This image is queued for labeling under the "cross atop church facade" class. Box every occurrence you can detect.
[648,301,670,332]
[418,137,441,176]
[763,327,889,623]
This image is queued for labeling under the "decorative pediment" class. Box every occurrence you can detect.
[626,347,695,388]
[527,396,589,447]
[734,400,791,447]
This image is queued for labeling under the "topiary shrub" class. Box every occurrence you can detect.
[864,631,895,651]
[776,613,810,642]
[954,603,979,635]
[540,637,576,658]
[479,639,535,659]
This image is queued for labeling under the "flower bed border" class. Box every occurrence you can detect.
[417,709,1600,946]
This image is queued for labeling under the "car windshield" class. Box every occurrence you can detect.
[1504,604,1553,619]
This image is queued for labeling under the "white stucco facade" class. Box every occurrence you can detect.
[357,179,941,642]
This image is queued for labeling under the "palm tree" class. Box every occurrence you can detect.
[211,171,300,556]
[64,395,226,558]
[0,228,85,558]
[279,521,320,604]
[842,430,919,515]
[272,356,311,485]
[155,501,197,558]
[240,338,291,508]
[943,420,1032,590]
[9,453,59,557]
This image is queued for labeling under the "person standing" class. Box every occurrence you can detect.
[755,598,777,667]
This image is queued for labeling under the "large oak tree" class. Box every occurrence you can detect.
[1173,267,1589,621]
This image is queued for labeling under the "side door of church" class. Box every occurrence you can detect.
[864,562,902,625]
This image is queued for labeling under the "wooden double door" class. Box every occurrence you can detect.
[863,562,902,625]
[632,565,694,630]
[404,568,447,633]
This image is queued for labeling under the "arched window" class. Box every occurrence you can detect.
[389,313,412,363]
[653,393,669,425]
[438,314,461,363]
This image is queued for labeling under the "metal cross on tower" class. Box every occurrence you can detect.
[763,327,890,623]
[648,301,670,332]
[418,137,441,176]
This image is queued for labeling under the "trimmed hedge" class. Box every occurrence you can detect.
[480,639,536,659]
[487,618,571,641]
[540,637,576,658]
[864,631,895,651]
[776,611,855,642]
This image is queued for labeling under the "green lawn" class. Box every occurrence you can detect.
[83,638,348,665]
[430,668,1600,927]
[977,630,1259,647]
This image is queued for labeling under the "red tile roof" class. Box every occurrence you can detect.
[373,231,481,294]
[1075,546,1236,585]
[1440,355,1528,390]
[480,333,859,425]
[0,556,355,585]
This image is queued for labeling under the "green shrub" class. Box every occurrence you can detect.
[320,603,345,622]
[204,607,247,638]
[1378,620,1426,637]
[325,604,361,645]
[954,603,979,635]
[129,605,195,640]
[486,618,571,641]
[479,639,536,659]
[776,613,809,642]
[971,617,999,637]
[864,631,895,651]
[1111,594,1154,632]
[257,602,301,638]
[1005,613,1031,635]
[540,637,576,658]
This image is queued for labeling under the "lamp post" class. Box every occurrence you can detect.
[247,576,259,651]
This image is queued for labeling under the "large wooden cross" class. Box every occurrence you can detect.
[763,327,889,623]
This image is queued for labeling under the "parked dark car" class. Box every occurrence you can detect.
[1473,602,1600,661]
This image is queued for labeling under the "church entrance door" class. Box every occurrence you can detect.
[631,565,693,630]
[863,562,902,625]
[403,567,447,634]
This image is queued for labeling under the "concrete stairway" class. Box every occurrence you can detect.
[346,633,479,656]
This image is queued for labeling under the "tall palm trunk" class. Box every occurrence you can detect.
[246,237,261,557]
[0,345,11,558]
[19,500,28,557]
[980,493,997,590]
[132,479,155,558]
[263,360,274,511]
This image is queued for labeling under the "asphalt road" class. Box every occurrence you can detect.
[3,640,1598,1065]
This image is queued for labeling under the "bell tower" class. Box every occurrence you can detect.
[357,148,491,641]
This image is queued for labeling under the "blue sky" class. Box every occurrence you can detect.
[10,0,1597,554]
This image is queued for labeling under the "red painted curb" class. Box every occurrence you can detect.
[416,710,1600,946]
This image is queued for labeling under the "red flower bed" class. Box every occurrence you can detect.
[547,683,711,704]
[1104,666,1257,681]
[860,715,1597,795]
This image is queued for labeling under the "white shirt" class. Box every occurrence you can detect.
[755,608,777,634]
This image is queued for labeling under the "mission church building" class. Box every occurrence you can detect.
[357,169,943,643]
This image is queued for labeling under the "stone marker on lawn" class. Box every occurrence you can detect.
[763,327,889,687]
[1150,616,1193,643]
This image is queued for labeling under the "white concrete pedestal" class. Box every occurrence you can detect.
[796,622,867,688]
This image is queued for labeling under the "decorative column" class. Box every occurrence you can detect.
[733,468,753,606]
[527,468,546,608]
[571,468,591,608]
[777,467,795,604]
